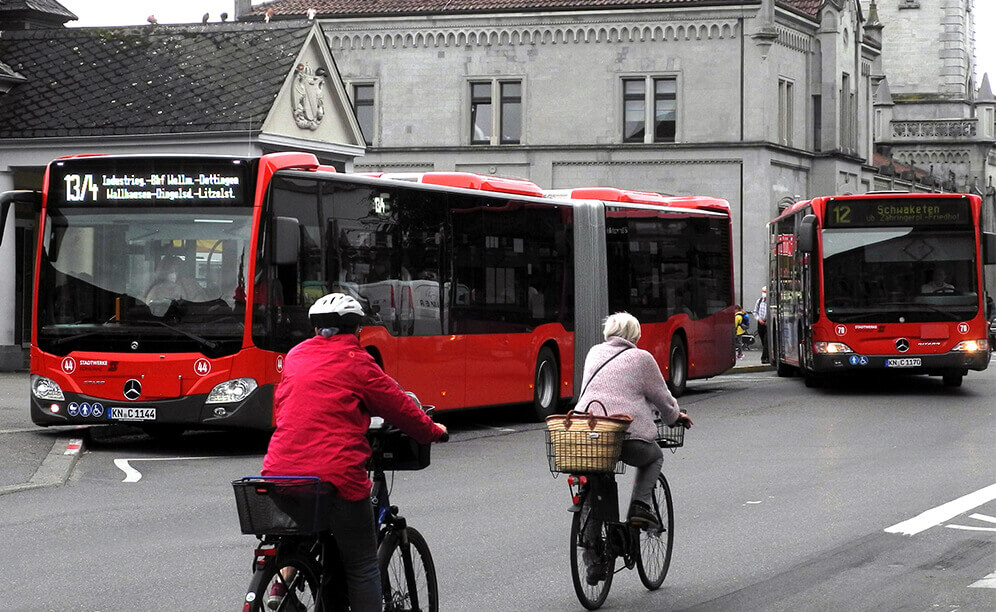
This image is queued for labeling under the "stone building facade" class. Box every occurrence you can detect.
[246,0,902,304]
[0,3,364,368]
[866,0,995,211]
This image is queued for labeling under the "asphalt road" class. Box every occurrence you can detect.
[0,363,994,611]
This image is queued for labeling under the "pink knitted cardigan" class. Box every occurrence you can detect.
[575,336,681,442]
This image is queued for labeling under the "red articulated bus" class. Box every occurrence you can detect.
[768,192,994,387]
[23,153,735,433]
[548,186,736,396]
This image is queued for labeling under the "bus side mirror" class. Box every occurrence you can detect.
[984,232,996,265]
[798,214,817,253]
[0,190,42,248]
[274,216,300,266]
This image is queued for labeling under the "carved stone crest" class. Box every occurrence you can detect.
[292,63,325,130]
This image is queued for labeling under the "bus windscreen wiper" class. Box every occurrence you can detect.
[141,320,220,350]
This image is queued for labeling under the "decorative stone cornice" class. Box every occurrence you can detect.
[327,19,742,51]
[774,24,812,53]
[553,158,743,167]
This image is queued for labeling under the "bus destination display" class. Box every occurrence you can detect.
[52,162,246,205]
[825,198,970,228]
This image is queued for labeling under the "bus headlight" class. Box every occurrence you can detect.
[952,339,987,353]
[206,378,258,404]
[813,342,854,354]
[31,375,65,401]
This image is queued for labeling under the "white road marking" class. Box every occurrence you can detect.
[968,513,996,524]
[945,524,996,533]
[968,572,996,589]
[884,482,996,536]
[114,456,215,483]
[945,513,996,533]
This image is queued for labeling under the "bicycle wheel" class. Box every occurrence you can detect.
[569,499,613,610]
[245,552,322,612]
[636,473,675,590]
[378,526,438,612]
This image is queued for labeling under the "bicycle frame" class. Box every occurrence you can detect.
[569,474,639,569]
[370,458,427,611]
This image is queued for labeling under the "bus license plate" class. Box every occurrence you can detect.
[110,407,156,421]
[885,358,921,368]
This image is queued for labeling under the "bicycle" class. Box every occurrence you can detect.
[234,400,447,612]
[546,413,686,610]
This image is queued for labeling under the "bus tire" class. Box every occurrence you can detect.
[803,369,823,388]
[532,347,560,421]
[666,337,687,398]
[942,373,963,387]
[775,355,794,378]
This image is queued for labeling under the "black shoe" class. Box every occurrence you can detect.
[585,561,607,585]
[628,501,660,529]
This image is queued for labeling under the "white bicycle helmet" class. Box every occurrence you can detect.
[309,293,365,333]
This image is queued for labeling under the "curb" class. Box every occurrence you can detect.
[0,434,85,496]
[729,365,774,374]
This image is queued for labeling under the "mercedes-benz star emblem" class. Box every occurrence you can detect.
[123,379,142,401]
[895,338,910,353]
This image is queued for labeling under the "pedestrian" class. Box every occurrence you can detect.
[574,312,692,585]
[261,293,448,611]
[734,305,748,359]
[754,286,769,364]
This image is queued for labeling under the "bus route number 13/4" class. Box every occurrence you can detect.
[64,174,99,202]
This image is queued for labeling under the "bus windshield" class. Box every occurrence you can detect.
[822,226,978,323]
[36,206,253,356]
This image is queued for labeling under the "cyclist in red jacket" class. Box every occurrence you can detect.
[262,293,447,611]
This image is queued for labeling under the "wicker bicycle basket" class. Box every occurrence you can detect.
[544,401,632,474]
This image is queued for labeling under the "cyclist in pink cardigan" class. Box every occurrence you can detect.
[576,312,693,527]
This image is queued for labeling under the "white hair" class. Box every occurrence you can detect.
[603,312,641,343]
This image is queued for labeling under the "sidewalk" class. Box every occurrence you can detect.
[0,372,84,495]
[730,346,772,374]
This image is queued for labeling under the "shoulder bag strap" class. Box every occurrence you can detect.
[577,347,631,408]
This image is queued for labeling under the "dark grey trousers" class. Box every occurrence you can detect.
[329,495,382,611]
[621,438,664,508]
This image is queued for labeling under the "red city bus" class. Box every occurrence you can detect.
[550,187,736,396]
[768,192,994,387]
[24,153,735,433]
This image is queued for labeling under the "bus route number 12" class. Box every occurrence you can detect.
[831,204,851,225]
[64,174,99,202]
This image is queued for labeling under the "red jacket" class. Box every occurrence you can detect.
[262,333,443,501]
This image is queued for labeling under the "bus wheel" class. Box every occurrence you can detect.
[532,347,560,420]
[803,370,823,388]
[667,337,687,398]
[775,356,794,378]
[942,373,964,387]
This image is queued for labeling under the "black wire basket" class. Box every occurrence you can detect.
[232,477,335,536]
[654,416,686,450]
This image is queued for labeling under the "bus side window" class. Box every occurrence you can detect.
[255,176,323,353]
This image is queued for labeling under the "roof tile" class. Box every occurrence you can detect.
[250,0,820,19]
[0,21,314,138]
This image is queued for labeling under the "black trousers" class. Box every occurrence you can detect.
[758,321,769,362]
